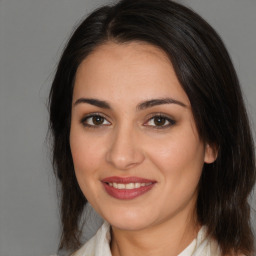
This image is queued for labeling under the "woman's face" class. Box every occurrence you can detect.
[70,42,215,231]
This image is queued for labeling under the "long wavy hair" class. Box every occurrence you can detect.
[49,0,256,255]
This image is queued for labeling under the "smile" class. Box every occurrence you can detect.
[101,176,156,200]
[108,182,153,189]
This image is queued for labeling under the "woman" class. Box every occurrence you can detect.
[49,0,256,255]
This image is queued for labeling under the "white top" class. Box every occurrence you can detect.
[72,222,221,256]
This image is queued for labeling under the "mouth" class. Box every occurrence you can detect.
[101,176,156,200]
[108,182,153,189]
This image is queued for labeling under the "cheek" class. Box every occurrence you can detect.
[147,134,205,213]
[146,129,205,183]
[69,130,106,205]
[71,143,100,173]
[69,126,105,183]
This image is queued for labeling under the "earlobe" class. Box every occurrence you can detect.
[204,143,218,164]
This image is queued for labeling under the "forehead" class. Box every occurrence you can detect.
[85,41,171,63]
[73,41,190,106]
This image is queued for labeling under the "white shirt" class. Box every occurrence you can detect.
[72,222,221,256]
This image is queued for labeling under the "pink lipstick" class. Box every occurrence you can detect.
[101,176,156,200]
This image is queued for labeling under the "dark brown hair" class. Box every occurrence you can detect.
[49,0,256,255]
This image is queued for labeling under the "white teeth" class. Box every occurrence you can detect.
[108,182,152,190]
[135,183,140,188]
[125,183,135,189]
[117,183,125,189]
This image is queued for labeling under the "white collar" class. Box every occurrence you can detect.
[73,222,220,256]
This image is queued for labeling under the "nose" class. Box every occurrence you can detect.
[105,126,145,170]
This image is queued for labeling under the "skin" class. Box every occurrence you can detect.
[70,41,216,256]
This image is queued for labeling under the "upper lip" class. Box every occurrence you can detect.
[101,176,156,184]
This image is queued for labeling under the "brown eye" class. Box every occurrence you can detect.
[153,117,167,126]
[144,114,176,129]
[81,114,111,127]
[92,116,104,125]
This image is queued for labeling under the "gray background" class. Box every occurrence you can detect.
[0,0,255,256]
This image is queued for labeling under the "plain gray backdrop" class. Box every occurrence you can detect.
[0,1,255,256]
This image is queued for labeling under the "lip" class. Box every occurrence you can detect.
[101,176,156,200]
[102,176,155,184]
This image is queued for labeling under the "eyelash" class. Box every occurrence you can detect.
[80,113,176,129]
[144,113,176,129]
[80,113,111,129]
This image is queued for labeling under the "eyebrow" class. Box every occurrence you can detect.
[74,98,111,109]
[73,97,187,110]
[137,98,186,110]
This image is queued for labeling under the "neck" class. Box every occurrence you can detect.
[110,211,200,256]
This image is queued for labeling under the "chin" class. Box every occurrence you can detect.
[102,207,155,231]
[110,218,152,231]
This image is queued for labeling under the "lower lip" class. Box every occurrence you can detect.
[102,183,155,200]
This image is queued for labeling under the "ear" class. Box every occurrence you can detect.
[204,143,218,164]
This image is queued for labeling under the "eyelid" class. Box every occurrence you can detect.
[143,113,176,128]
[80,112,111,128]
